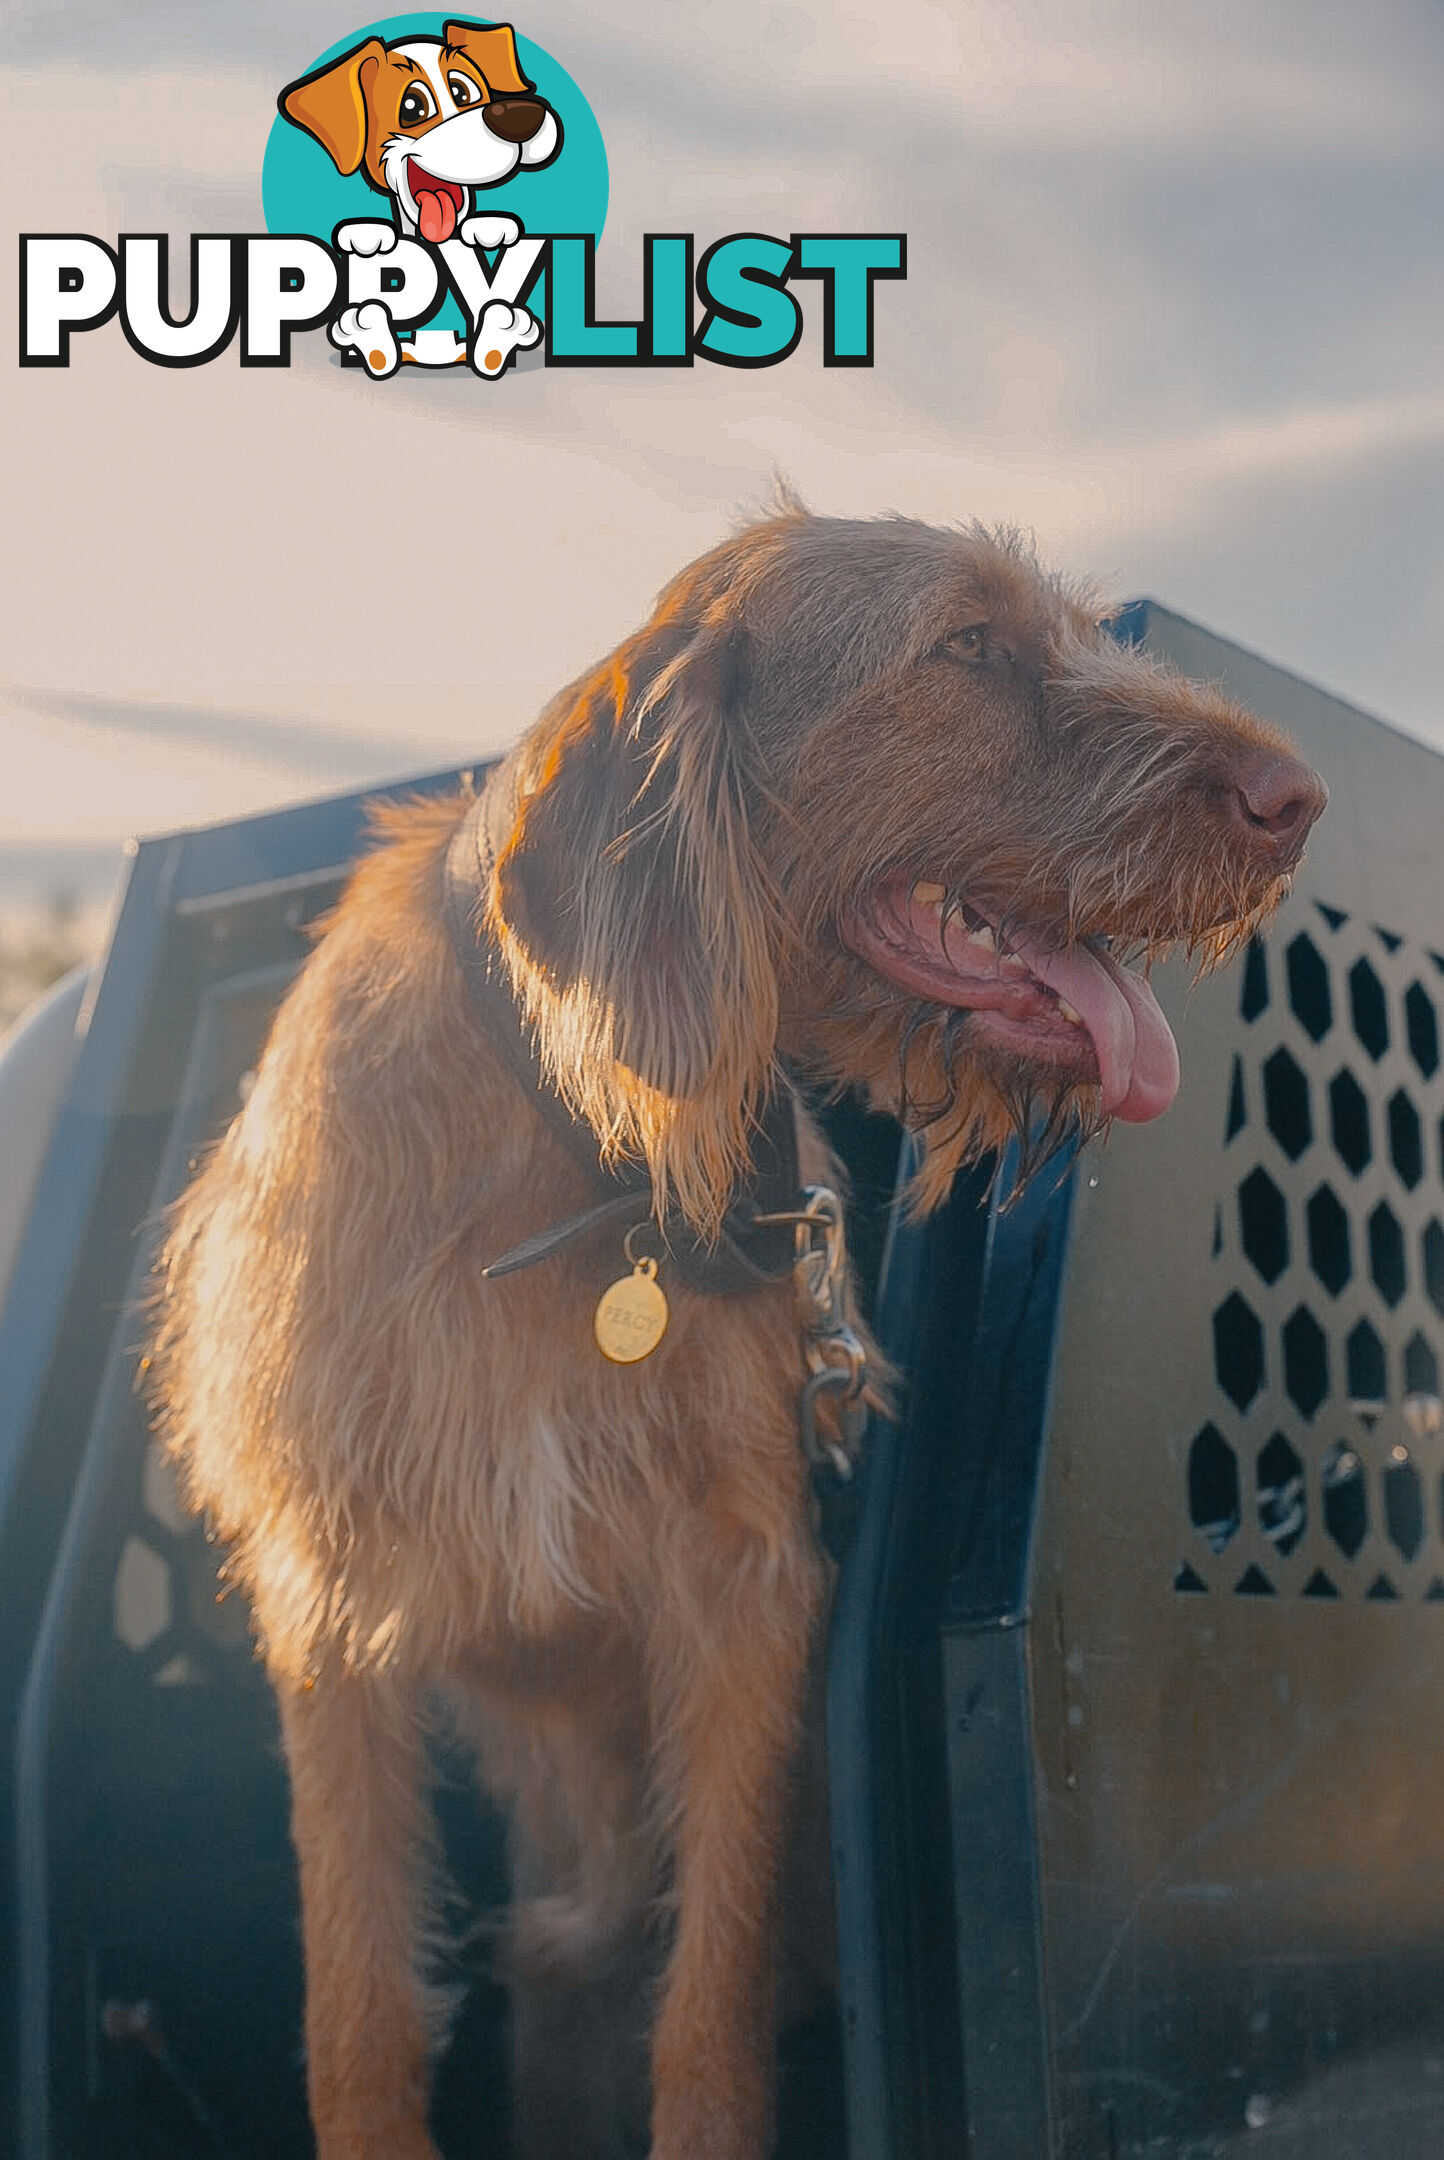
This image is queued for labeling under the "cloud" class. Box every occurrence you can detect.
[0,683,449,773]
[0,689,321,846]
[3,0,1442,863]
[1104,435,1444,745]
[8,0,1440,158]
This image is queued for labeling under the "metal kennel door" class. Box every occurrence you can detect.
[1016,606,1444,2157]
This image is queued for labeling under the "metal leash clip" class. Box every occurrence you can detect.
[754,1185,869,1482]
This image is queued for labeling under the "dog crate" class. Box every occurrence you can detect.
[3,610,1444,2158]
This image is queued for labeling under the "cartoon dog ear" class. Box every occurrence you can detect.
[278,38,386,177]
[442,21,534,96]
[493,606,782,1237]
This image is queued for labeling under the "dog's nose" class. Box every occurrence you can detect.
[1233,751,1329,855]
[483,98,546,144]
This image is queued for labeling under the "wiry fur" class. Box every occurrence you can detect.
[146,508,1322,2159]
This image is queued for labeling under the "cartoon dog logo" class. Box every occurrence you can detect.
[278,19,560,370]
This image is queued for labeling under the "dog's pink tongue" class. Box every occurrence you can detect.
[416,189,457,244]
[1012,936,1181,1122]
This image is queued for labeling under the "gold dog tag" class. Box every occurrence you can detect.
[594,1256,669,1364]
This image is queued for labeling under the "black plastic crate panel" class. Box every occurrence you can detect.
[0,775,512,2160]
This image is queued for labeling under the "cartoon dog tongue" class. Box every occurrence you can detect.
[415,187,458,244]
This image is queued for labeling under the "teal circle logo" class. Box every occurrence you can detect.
[262,14,607,247]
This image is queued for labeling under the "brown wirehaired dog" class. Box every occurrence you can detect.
[147,506,1325,2160]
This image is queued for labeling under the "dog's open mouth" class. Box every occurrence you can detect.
[843,874,1181,1123]
[407,161,466,244]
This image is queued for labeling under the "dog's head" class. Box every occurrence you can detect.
[492,505,1327,1230]
[279,20,561,243]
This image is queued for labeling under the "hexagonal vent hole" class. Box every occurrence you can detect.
[1189,1424,1241,1553]
[1239,1167,1289,1285]
[1305,1185,1350,1297]
[1282,1305,1329,1418]
[1322,1442,1368,1560]
[1328,1070,1371,1176]
[1349,958,1390,1061]
[1368,1202,1407,1309]
[1424,1220,1444,1319]
[1406,982,1440,1078]
[1404,1332,1439,1399]
[1214,1294,1265,1411]
[1285,934,1332,1042]
[1240,939,1269,1022]
[1263,1048,1312,1161]
[1388,1091,1424,1190]
[1257,1433,1306,1556]
[1384,1448,1426,1562]
[1346,1318,1387,1409]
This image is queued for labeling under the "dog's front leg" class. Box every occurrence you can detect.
[647,1502,825,2160]
[277,1668,446,2160]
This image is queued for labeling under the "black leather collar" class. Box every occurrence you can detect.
[442,779,804,1294]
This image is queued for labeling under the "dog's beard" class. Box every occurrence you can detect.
[791,963,1108,1210]
[893,999,1108,1197]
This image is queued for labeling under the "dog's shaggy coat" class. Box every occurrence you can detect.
[148,507,1325,2159]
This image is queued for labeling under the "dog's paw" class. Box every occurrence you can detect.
[330,301,400,379]
[335,220,398,257]
[459,212,522,253]
[469,300,541,377]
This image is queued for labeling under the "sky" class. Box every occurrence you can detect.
[3,0,1442,905]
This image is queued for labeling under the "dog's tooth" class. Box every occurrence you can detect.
[1057,999,1083,1025]
[911,880,946,909]
[968,924,996,953]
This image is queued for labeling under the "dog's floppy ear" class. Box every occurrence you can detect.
[493,605,782,1237]
[279,38,386,176]
[442,21,534,96]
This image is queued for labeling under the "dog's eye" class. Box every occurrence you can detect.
[938,626,988,663]
[448,72,481,107]
[399,83,436,125]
